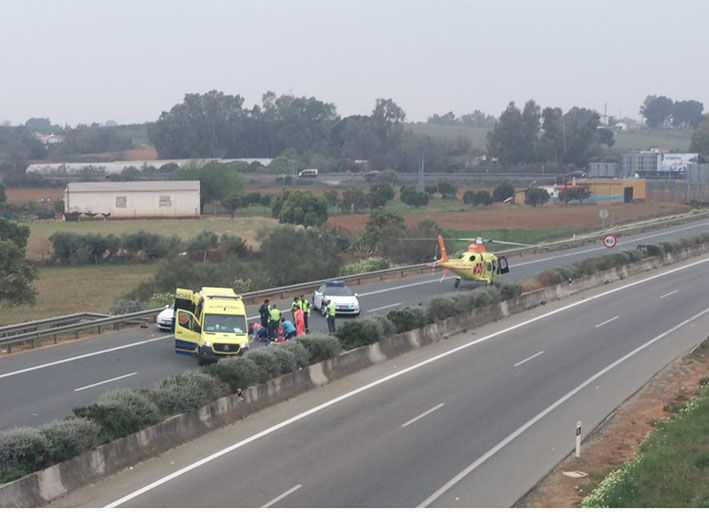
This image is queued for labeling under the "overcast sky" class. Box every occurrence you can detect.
[2,0,707,126]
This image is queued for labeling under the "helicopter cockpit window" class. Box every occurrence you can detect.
[486,262,492,272]
[468,255,476,262]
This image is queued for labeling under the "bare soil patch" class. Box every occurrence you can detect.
[84,144,158,161]
[326,202,690,234]
[517,338,709,507]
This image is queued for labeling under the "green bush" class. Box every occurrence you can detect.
[638,243,665,257]
[270,345,298,375]
[279,341,311,369]
[0,427,49,483]
[496,282,521,300]
[204,356,260,393]
[341,257,391,275]
[39,417,99,463]
[73,389,161,443]
[245,348,281,383]
[426,295,458,322]
[297,334,342,363]
[109,298,144,315]
[336,316,386,350]
[150,371,229,415]
[387,306,426,333]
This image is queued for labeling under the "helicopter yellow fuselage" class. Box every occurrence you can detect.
[439,251,504,284]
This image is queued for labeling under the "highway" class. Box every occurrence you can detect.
[2,218,709,432]
[51,251,709,507]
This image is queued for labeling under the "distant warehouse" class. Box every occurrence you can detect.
[64,181,200,219]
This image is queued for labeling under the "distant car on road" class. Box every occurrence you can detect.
[363,170,381,183]
[156,305,175,331]
[299,168,318,177]
[312,280,360,317]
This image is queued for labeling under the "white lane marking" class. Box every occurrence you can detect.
[260,484,302,508]
[515,220,709,268]
[513,351,544,368]
[104,256,709,508]
[660,289,679,299]
[401,403,445,428]
[358,277,452,297]
[0,336,172,380]
[368,303,402,313]
[74,372,137,392]
[595,316,620,328]
[248,315,259,320]
[417,304,709,508]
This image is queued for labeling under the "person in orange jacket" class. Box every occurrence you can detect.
[294,305,305,336]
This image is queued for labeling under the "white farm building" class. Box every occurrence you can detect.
[64,181,200,219]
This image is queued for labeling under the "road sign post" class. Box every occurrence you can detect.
[575,421,582,458]
[599,208,609,231]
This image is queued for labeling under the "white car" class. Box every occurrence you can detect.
[312,281,360,316]
[156,305,175,331]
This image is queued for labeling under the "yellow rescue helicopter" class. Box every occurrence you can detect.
[431,235,535,287]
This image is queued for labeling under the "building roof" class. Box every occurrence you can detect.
[65,181,200,193]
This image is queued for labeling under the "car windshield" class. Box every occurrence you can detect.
[324,284,353,296]
[203,314,246,334]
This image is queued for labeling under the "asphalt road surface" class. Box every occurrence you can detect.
[2,218,709,431]
[51,252,709,507]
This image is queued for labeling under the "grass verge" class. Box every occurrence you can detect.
[448,227,586,252]
[0,264,157,325]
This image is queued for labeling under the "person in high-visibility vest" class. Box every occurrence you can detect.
[268,304,281,341]
[291,297,300,321]
[324,298,336,334]
[294,305,305,336]
[299,294,310,333]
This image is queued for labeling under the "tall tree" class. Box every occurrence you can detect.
[672,100,705,128]
[520,99,541,163]
[690,115,709,155]
[487,101,525,165]
[539,107,564,163]
[0,219,36,305]
[177,161,245,209]
[640,95,674,129]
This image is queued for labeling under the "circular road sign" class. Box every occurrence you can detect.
[599,208,609,219]
[603,234,617,249]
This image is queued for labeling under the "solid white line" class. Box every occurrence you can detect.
[0,335,172,380]
[417,304,709,508]
[660,289,679,299]
[260,484,302,508]
[401,403,445,428]
[74,372,137,392]
[513,351,544,368]
[358,277,452,297]
[104,256,709,508]
[368,303,402,313]
[595,316,620,328]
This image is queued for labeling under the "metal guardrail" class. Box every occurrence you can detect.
[2,211,708,353]
[0,312,109,339]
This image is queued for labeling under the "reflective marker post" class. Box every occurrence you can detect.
[575,421,582,458]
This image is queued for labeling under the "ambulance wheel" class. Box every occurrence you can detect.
[198,349,209,366]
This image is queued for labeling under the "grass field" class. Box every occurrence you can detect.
[0,264,157,325]
[582,341,709,507]
[22,217,279,262]
[407,123,489,148]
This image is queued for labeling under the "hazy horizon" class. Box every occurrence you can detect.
[2,0,707,127]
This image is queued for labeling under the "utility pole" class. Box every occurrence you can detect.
[417,153,425,192]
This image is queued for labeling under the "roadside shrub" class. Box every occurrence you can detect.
[150,371,229,415]
[39,417,99,463]
[341,257,391,275]
[535,269,562,287]
[270,345,298,375]
[660,241,674,254]
[399,186,430,207]
[336,316,385,350]
[638,243,665,258]
[496,282,521,300]
[387,306,426,333]
[279,341,311,369]
[426,294,458,322]
[245,348,281,383]
[464,287,501,309]
[473,190,493,206]
[0,427,49,483]
[297,334,342,364]
[492,182,515,203]
[462,190,476,204]
[73,389,161,443]
[622,249,643,263]
[372,315,395,337]
[109,298,144,315]
[204,356,260,393]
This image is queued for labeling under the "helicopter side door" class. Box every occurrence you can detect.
[498,256,509,274]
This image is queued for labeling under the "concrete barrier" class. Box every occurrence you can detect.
[1,244,706,507]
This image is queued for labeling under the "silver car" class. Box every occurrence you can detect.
[156,305,175,331]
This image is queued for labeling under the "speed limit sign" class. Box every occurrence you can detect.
[603,234,617,249]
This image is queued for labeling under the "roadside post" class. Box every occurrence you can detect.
[599,208,609,231]
[575,421,582,458]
